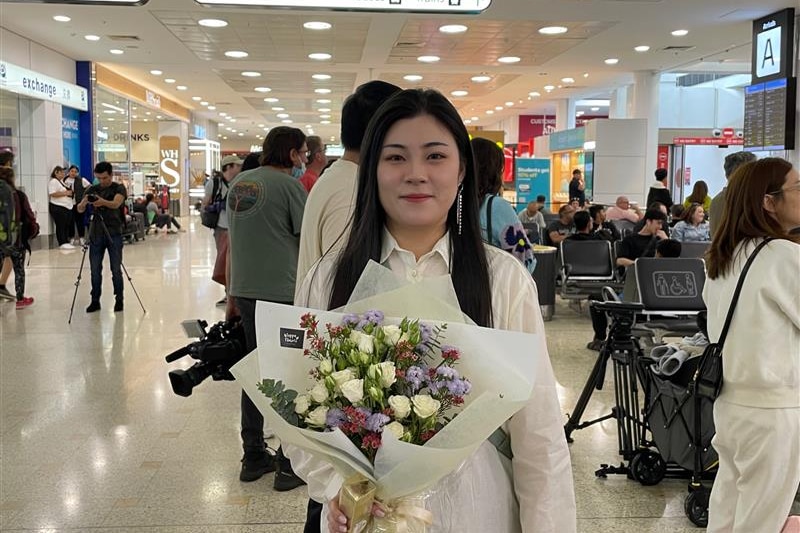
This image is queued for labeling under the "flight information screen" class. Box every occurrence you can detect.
[744,77,796,151]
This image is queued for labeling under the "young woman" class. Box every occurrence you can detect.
[671,203,710,242]
[705,157,800,533]
[472,137,535,272]
[47,166,75,249]
[683,179,712,211]
[0,167,36,309]
[293,89,576,532]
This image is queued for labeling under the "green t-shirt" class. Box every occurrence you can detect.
[227,166,307,302]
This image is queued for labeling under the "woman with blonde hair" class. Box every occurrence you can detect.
[704,157,800,532]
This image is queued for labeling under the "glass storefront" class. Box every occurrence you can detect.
[0,91,20,156]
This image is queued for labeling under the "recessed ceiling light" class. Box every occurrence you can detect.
[320,114,331,119]
[282,119,293,124]
[318,107,331,112]
[539,26,568,35]
[304,21,332,30]
[403,74,423,82]
[583,72,589,78]
[320,120,331,124]
[110,49,124,55]
[315,88,332,94]
[225,50,249,58]
[229,118,236,122]
[254,87,272,93]
[192,96,202,101]
[543,85,555,91]
[591,107,600,111]
[277,113,290,118]
[241,71,261,77]
[308,52,332,60]
[529,91,541,97]
[208,106,216,110]
[53,15,71,22]
[200,101,209,106]
[505,101,514,107]
[107,118,115,122]
[312,74,332,80]
[176,85,188,90]
[451,90,469,97]
[145,112,151,115]
[150,69,163,76]
[271,107,285,111]
[164,78,176,83]
[198,18,228,28]
[471,75,492,83]
[219,112,227,116]
[495,105,504,110]
[258,124,265,127]
[486,110,494,115]
[464,119,472,124]
[264,97,279,102]
[439,24,468,34]
[561,77,575,83]
[604,58,619,65]
[156,115,162,119]
[499,56,522,64]
[471,116,479,121]
[84,34,100,41]
[576,111,585,116]
[671,29,689,36]
[316,99,331,104]
[417,55,440,63]
[634,45,651,52]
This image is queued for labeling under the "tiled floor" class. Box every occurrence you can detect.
[0,220,793,532]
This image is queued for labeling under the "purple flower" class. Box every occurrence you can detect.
[363,310,384,325]
[405,366,427,393]
[356,407,372,424]
[436,366,459,380]
[326,408,347,428]
[365,413,390,432]
[342,314,360,327]
[445,378,472,396]
[419,323,433,343]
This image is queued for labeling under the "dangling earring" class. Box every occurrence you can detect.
[456,183,464,236]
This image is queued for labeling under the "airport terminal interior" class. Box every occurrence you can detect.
[1,0,800,531]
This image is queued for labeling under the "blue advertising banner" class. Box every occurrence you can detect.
[548,128,585,151]
[62,107,80,168]
[515,158,550,212]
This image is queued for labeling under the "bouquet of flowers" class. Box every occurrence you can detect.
[230,266,542,532]
[260,310,471,465]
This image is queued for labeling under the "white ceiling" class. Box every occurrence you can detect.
[0,0,786,149]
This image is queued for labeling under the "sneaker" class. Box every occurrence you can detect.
[59,243,75,250]
[15,297,34,310]
[586,339,605,351]
[273,447,306,492]
[239,450,276,482]
[114,300,124,312]
[0,286,14,301]
[215,297,227,307]
[86,301,101,313]
[167,229,178,234]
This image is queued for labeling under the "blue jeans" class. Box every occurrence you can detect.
[89,234,123,303]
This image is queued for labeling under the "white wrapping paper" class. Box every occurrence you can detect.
[230,263,540,501]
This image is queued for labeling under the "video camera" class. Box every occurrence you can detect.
[164,317,247,397]
[86,193,99,202]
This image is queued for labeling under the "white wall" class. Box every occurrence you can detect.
[586,119,648,205]
[659,82,745,130]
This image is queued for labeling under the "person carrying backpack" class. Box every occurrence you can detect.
[203,155,242,306]
[0,167,38,309]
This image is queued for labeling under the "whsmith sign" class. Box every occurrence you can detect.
[0,61,88,111]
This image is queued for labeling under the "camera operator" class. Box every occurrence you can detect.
[77,161,127,313]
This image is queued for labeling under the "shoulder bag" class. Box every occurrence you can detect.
[201,177,222,229]
[693,238,772,400]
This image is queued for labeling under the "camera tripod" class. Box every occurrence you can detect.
[68,211,146,324]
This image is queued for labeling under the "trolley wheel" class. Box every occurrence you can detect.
[685,490,709,527]
[629,450,666,486]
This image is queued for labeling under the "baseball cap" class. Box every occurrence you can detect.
[221,155,244,168]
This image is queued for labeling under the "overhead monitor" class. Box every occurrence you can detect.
[743,77,796,151]
[193,0,491,13]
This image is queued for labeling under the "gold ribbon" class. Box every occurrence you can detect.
[339,475,433,533]
[374,498,434,533]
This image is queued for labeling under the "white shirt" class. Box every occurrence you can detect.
[296,159,359,290]
[48,178,73,209]
[65,176,92,206]
[703,238,800,408]
[292,230,577,533]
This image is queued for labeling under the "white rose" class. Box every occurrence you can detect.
[377,361,397,388]
[331,368,355,390]
[305,405,329,427]
[382,325,402,345]
[340,379,365,404]
[411,394,441,419]
[384,421,405,440]
[319,358,334,375]
[294,395,310,415]
[310,382,329,403]
[388,395,412,419]
[350,330,375,354]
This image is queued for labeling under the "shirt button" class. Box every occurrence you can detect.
[411,270,418,278]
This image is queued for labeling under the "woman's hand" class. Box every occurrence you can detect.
[327,496,348,533]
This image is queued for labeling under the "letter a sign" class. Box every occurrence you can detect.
[756,26,780,78]
[751,8,794,82]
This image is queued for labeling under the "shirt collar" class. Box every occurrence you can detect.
[379,227,451,269]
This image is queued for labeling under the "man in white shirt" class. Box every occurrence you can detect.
[295,81,401,289]
[605,196,641,223]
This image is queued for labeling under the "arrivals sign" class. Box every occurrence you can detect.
[751,8,795,83]
[194,0,491,13]
[0,60,88,111]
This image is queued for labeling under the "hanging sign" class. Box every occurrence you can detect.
[0,60,87,111]
[194,0,491,13]
[751,8,795,83]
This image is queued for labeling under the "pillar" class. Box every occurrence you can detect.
[555,98,576,131]
[630,71,660,199]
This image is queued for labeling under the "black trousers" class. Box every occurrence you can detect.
[304,499,323,533]
[72,206,87,239]
[49,204,74,245]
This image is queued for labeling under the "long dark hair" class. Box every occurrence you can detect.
[472,137,504,197]
[707,157,799,279]
[686,180,708,205]
[328,89,493,327]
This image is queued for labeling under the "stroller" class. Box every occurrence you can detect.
[638,345,718,527]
